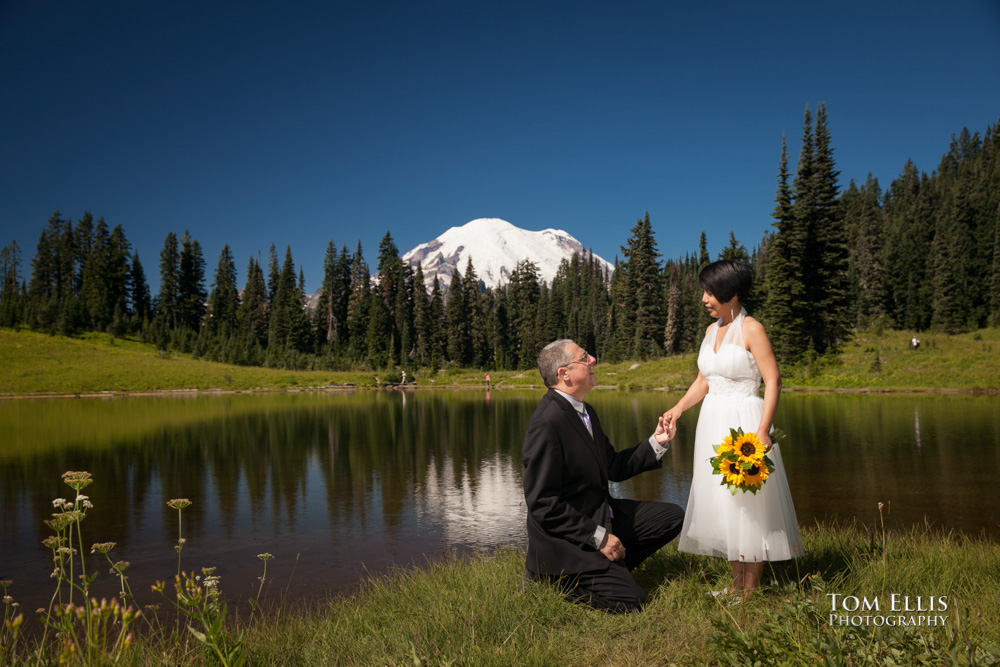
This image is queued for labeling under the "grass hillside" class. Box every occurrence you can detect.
[1,326,998,396]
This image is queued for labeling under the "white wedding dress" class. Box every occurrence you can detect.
[677,308,802,562]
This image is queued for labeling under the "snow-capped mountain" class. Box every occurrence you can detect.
[402,218,614,289]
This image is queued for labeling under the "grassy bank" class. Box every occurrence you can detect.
[1,326,998,397]
[4,522,998,665]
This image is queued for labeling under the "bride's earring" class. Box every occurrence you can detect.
[730,302,735,321]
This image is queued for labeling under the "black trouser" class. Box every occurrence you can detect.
[555,499,685,613]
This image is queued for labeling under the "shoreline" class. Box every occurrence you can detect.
[2,384,997,400]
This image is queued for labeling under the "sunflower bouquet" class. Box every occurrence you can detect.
[710,427,778,495]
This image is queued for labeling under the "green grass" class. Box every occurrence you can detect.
[783,328,1000,392]
[0,328,375,395]
[2,326,998,397]
[5,523,998,665]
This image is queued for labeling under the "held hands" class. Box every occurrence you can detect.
[600,532,626,562]
[664,407,682,428]
[653,413,677,445]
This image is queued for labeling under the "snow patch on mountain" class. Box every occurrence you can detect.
[402,218,614,289]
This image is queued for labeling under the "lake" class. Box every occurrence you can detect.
[2,389,998,616]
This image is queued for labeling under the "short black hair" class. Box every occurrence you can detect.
[698,260,753,303]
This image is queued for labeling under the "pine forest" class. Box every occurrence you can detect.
[2,105,998,372]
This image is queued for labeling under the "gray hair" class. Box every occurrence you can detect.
[538,339,575,387]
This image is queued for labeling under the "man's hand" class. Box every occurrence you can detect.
[653,414,676,445]
[600,532,626,561]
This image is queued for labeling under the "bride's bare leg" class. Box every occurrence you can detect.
[742,562,764,591]
[732,561,765,592]
[730,561,743,590]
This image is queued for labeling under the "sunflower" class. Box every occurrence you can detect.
[733,432,766,463]
[719,457,745,486]
[715,433,736,456]
[742,461,770,488]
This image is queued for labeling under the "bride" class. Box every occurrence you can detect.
[665,260,802,595]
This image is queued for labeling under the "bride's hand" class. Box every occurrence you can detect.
[664,407,682,425]
[757,429,772,452]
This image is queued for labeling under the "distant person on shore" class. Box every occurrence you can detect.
[522,339,684,613]
[486,373,491,389]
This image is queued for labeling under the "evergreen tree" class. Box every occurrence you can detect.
[428,276,445,367]
[106,225,131,323]
[719,232,749,263]
[931,176,977,332]
[588,255,611,359]
[683,254,712,351]
[747,234,769,316]
[266,244,280,302]
[547,258,570,341]
[490,285,511,369]
[395,266,414,366]
[791,105,818,354]
[157,232,179,329]
[336,245,353,351]
[315,240,340,348]
[844,176,887,328]
[882,160,936,330]
[534,283,552,353]
[507,260,541,369]
[238,257,269,348]
[463,259,489,366]
[208,244,239,336]
[621,212,663,359]
[605,257,631,362]
[346,242,370,361]
[764,134,808,361]
[80,216,110,329]
[72,212,94,295]
[663,262,682,354]
[445,267,469,364]
[0,240,22,327]
[810,103,849,351]
[177,231,207,330]
[698,231,710,269]
[365,289,391,369]
[1,241,22,296]
[412,263,431,365]
[30,212,71,301]
[991,203,1000,326]
[129,251,151,320]
[376,232,405,362]
[269,246,311,353]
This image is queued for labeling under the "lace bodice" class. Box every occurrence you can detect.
[705,375,760,397]
[697,308,761,399]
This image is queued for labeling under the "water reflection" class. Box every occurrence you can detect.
[418,453,526,546]
[1,390,998,618]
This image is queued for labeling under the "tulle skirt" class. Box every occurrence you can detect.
[677,393,802,562]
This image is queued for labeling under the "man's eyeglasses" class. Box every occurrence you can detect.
[566,350,594,366]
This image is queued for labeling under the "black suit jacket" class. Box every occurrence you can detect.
[522,389,662,576]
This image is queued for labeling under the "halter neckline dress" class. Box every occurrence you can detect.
[676,308,802,562]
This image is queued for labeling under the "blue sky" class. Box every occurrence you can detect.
[2,0,999,293]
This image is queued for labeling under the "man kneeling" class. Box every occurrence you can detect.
[522,339,685,612]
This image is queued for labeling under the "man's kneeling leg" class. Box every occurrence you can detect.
[559,563,646,614]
